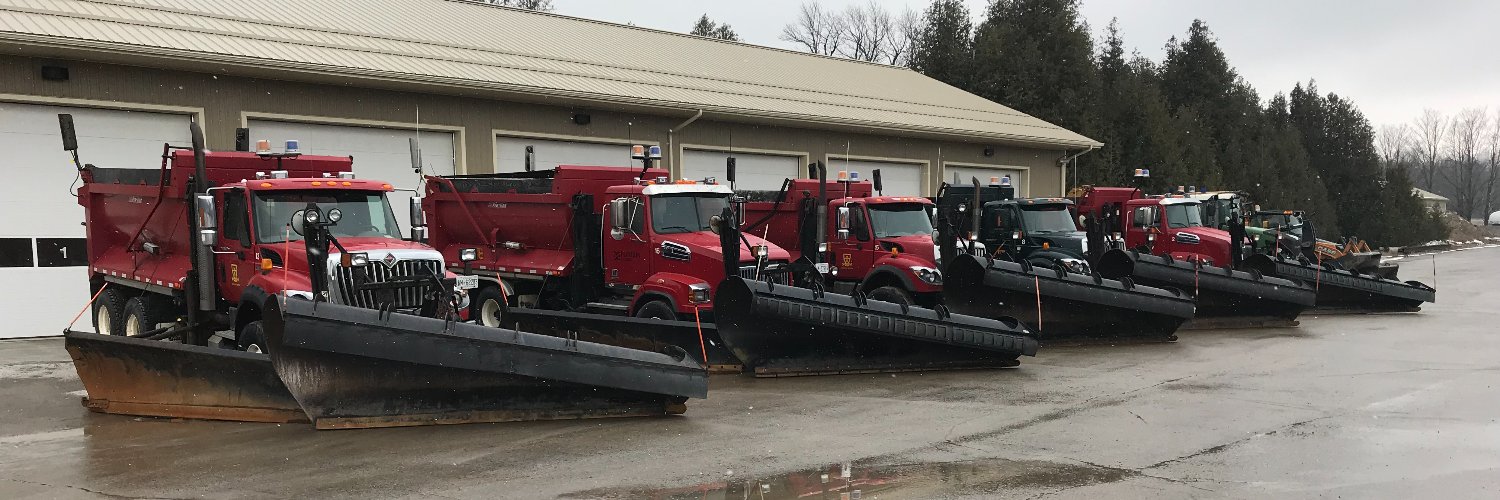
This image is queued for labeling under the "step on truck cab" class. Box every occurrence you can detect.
[741,166,943,307]
[73,127,468,353]
[424,145,791,328]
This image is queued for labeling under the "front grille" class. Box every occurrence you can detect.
[739,263,791,285]
[332,259,443,309]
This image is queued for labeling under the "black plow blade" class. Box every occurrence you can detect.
[713,277,1039,377]
[942,254,1195,344]
[262,300,708,429]
[1097,249,1315,329]
[64,330,307,423]
[1245,255,1435,312]
[502,308,743,373]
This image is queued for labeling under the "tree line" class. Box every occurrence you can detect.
[767,0,1446,246]
[1380,109,1500,223]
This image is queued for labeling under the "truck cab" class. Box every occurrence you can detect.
[599,179,792,318]
[828,193,943,306]
[1120,197,1234,267]
[979,197,1091,274]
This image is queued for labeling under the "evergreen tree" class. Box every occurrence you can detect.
[690,14,740,41]
[971,0,1097,135]
[908,0,974,89]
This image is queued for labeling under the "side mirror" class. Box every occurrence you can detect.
[872,169,884,194]
[409,138,422,174]
[195,194,217,246]
[709,215,724,235]
[409,196,426,227]
[836,206,851,240]
[609,198,628,229]
[726,157,737,186]
[58,114,78,152]
[733,197,747,226]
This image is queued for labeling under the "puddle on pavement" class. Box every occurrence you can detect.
[565,457,1131,499]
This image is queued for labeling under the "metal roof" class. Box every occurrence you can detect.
[0,0,1101,148]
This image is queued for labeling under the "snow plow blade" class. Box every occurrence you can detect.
[1097,249,1315,328]
[713,276,1039,377]
[502,308,743,373]
[942,254,1195,344]
[262,299,709,429]
[1244,254,1435,312]
[64,330,307,423]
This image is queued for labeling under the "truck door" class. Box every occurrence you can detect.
[993,205,1021,258]
[602,195,652,286]
[215,189,258,304]
[1124,204,1157,250]
[830,202,875,279]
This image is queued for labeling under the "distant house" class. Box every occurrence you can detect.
[1412,188,1449,213]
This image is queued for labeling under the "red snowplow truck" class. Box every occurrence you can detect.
[422,146,790,367]
[740,166,942,307]
[62,118,707,429]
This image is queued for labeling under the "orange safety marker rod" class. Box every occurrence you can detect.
[66,282,111,331]
[693,305,709,371]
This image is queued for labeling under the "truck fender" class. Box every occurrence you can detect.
[231,285,274,338]
[633,272,709,315]
[862,265,923,293]
[475,276,515,300]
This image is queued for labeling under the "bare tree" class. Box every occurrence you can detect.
[1441,107,1488,218]
[1484,110,1500,221]
[1376,124,1411,174]
[781,2,843,56]
[885,7,922,66]
[839,1,894,62]
[1412,109,1448,191]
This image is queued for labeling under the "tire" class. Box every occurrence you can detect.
[469,286,507,328]
[122,294,177,337]
[867,286,914,307]
[239,320,267,354]
[93,287,127,336]
[633,300,676,320]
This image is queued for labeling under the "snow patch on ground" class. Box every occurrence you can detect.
[0,362,78,380]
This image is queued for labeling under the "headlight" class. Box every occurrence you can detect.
[910,266,942,284]
[688,283,711,304]
[817,243,828,253]
[326,208,343,223]
[304,209,321,223]
[754,245,769,259]
[459,248,478,262]
[1080,236,1089,252]
[349,253,370,266]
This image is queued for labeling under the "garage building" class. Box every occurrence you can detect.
[0,0,1098,338]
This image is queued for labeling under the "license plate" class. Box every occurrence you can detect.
[814,262,830,274]
[454,275,479,290]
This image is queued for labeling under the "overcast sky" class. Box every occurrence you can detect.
[549,0,1499,128]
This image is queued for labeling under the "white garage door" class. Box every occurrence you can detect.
[0,102,191,338]
[495,136,642,173]
[247,120,455,233]
[943,165,1028,196]
[682,150,801,190]
[827,158,924,196]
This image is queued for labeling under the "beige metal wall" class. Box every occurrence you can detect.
[0,55,1069,196]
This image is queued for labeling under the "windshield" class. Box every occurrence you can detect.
[868,203,935,238]
[1019,204,1078,233]
[1258,214,1304,238]
[255,190,402,243]
[650,194,729,234]
[1165,203,1204,228]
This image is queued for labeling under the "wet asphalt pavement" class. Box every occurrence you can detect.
[1,247,1495,499]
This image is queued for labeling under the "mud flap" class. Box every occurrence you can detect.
[502,308,744,373]
[262,299,709,429]
[1245,255,1435,312]
[713,277,1039,377]
[1097,249,1315,328]
[64,330,307,423]
[942,254,1195,344]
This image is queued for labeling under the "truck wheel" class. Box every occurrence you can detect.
[93,288,127,336]
[239,321,267,354]
[122,295,176,337]
[633,300,676,321]
[867,286,913,307]
[470,286,507,328]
